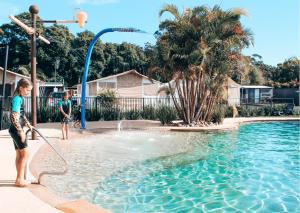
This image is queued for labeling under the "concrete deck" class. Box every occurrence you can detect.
[0,126,110,213]
[0,117,299,212]
[0,128,63,213]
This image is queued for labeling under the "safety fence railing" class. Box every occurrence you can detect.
[0,96,296,129]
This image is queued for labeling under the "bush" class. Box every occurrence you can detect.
[123,110,142,120]
[211,105,226,124]
[237,105,250,117]
[156,106,177,125]
[263,105,272,116]
[225,106,233,117]
[37,107,51,123]
[97,89,117,108]
[141,106,156,120]
[99,107,120,121]
[85,108,101,121]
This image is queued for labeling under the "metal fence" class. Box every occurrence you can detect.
[240,98,294,105]
[0,96,296,129]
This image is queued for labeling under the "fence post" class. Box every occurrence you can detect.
[0,97,3,130]
[142,98,145,111]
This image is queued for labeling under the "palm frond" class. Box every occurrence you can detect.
[230,8,250,17]
[159,4,181,20]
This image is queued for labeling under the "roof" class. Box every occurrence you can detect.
[76,70,161,86]
[227,78,240,87]
[0,67,43,82]
[40,82,64,87]
[240,85,273,89]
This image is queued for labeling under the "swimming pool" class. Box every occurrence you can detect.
[38,121,300,212]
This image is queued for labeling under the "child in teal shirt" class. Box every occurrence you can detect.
[9,78,33,187]
[58,91,71,140]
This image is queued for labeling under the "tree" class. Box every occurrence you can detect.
[151,4,253,124]
[276,57,299,83]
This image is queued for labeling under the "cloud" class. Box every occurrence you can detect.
[74,0,119,5]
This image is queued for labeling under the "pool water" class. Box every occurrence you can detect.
[91,122,300,212]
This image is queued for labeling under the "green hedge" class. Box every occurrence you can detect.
[156,105,177,125]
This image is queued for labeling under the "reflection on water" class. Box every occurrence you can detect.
[91,122,300,213]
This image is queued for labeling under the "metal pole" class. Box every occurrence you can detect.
[30,5,39,140]
[0,45,9,130]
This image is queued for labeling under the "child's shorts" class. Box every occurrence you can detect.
[9,126,27,150]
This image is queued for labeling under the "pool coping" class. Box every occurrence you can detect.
[168,117,300,132]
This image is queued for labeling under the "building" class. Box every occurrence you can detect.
[39,82,64,97]
[158,78,242,106]
[158,78,274,106]
[0,67,43,97]
[76,70,162,98]
[240,85,273,104]
[225,78,241,106]
[273,88,299,106]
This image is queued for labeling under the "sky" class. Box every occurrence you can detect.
[0,0,299,66]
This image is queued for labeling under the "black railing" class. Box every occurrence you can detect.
[0,96,296,129]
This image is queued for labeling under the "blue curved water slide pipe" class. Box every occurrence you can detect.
[80,28,147,129]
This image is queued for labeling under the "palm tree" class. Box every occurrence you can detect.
[151,4,253,124]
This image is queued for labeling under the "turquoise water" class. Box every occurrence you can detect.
[92,122,300,212]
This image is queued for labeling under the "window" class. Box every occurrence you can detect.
[98,82,116,89]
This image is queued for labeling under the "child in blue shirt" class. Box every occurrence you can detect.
[9,78,33,187]
[58,91,72,140]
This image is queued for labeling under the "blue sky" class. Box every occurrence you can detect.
[0,0,299,66]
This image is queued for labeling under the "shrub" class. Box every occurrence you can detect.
[225,106,233,117]
[263,105,272,116]
[211,105,226,124]
[97,89,117,108]
[237,105,250,117]
[123,110,142,120]
[37,108,48,123]
[141,106,156,120]
[99,107,120,121]
[156,106,177,125]
[86,108,101,121]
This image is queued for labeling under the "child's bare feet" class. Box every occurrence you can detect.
[15,180,31,187]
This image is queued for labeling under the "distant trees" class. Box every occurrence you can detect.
[231,54,299,88]
[0,10,298,92]
[0,13,149,86]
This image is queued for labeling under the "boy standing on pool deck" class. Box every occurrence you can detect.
[58,91,72,140]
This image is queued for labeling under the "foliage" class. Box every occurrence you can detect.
[96,89,118,108]
[0,16,150,87]
[211,105,226,124]
[242,56,300,88]
[156,106,177,125]
[225,106,233,117]
[123,110,142,120]
[150,4,253,124]
[141,106,156,120]
[236,104,287,117]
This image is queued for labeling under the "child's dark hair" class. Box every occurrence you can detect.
[13,78,32,96]
[63,91,69,97]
